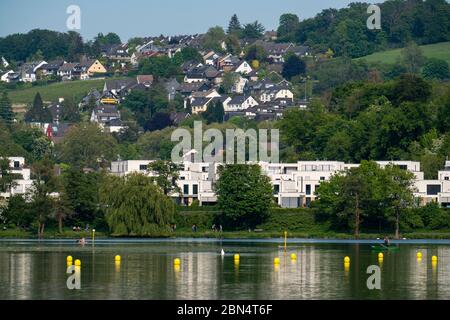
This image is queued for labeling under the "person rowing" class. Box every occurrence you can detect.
[383,236,390,247]
[77,237,86,246]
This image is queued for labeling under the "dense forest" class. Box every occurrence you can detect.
[280,0,450,57]
[0,30,121,62]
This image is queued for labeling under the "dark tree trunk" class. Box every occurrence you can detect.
[395,208,400,240]
[58,213,63,234]
[355,193,360,239]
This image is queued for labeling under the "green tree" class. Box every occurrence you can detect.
[52,176,73,233]
[94,32,121,46]
[203,26,226,51]
[67,31,84,61]
[64,168,103,224]
[24,92,52,123]
[282,54,306,80]
[277,14,300,42]
[400,42,426,74]
[225,34,241,55]
[0,92,14,125]
[315,161,385,237]
[202,100,224,124]
[221,72,240,94]
[244,45,267,62]
[61,97,81,122]
[227,14,242,35]
[99,173,175,236]
[148,160,181,195]
[0,157,21,194]
[57,123,118,169]
[179,47,202,63]
[382,164,415,239]
[437,91,450,133]
[422,58,450,80]
[139,56,180,78]
[215,164,273,230]
[29,157,56,238]
[2,195,32,228]
[11,126,51,161]
[389,73,431,105]
[242,21,265,39]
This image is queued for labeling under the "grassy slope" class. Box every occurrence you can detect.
[356,41,450,65]
[7,78,106,106]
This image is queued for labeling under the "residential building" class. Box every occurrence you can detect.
[110,158,450,208]
[0,157,34,199]
[223,95,259,112]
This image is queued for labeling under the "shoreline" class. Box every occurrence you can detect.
[2,229,450,241]
[2,237,450,245]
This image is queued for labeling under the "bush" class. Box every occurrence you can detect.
[174,211,218,230]
[415,203,450,230]
[258,208,318,232]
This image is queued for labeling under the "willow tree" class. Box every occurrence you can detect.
[100,173,175,236]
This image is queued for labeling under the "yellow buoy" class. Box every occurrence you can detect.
[174,258,181,266]
[274,257,280,264]
[378,253,384,259]
[416,252,422,259]
[74,259,81,267]
[344,256,350,263]
[344,262,350,272]
[115,255,121,262]
[234,254,240,261]
[432,255,438,262]
[290,253,297,260]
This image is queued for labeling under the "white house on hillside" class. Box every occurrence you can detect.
[0,157,34,199]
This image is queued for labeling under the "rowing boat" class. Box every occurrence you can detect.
[371,244,399,251]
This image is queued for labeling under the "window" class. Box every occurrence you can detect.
[13,161,20,168]
[183,185,189,195]
[139,164,148,171]
[427,185,441,195]
[305,197,311,207]
[273,185,280,195]
[193,184,198,195]
[320,177,325,181]
[446,177,449,181]
[306,185,311,195]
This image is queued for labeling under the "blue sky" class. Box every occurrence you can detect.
[0,0,379,41]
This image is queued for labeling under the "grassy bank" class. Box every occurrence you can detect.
[356,41,450,65]
[2,207,450,240]
[7,78,107,106]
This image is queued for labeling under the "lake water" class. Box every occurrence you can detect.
[0,238,449,300]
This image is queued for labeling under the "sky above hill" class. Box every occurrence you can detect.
[0,0,382,41]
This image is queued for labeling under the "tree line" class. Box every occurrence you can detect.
[278,0,450,58]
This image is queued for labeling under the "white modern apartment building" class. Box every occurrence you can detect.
[110,157,450,208]
[0,157,34,198]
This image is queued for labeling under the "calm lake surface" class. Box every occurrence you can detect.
[0,238,449,300]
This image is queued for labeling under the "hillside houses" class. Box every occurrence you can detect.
[0,58,107,83]
[252,40,311,62]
